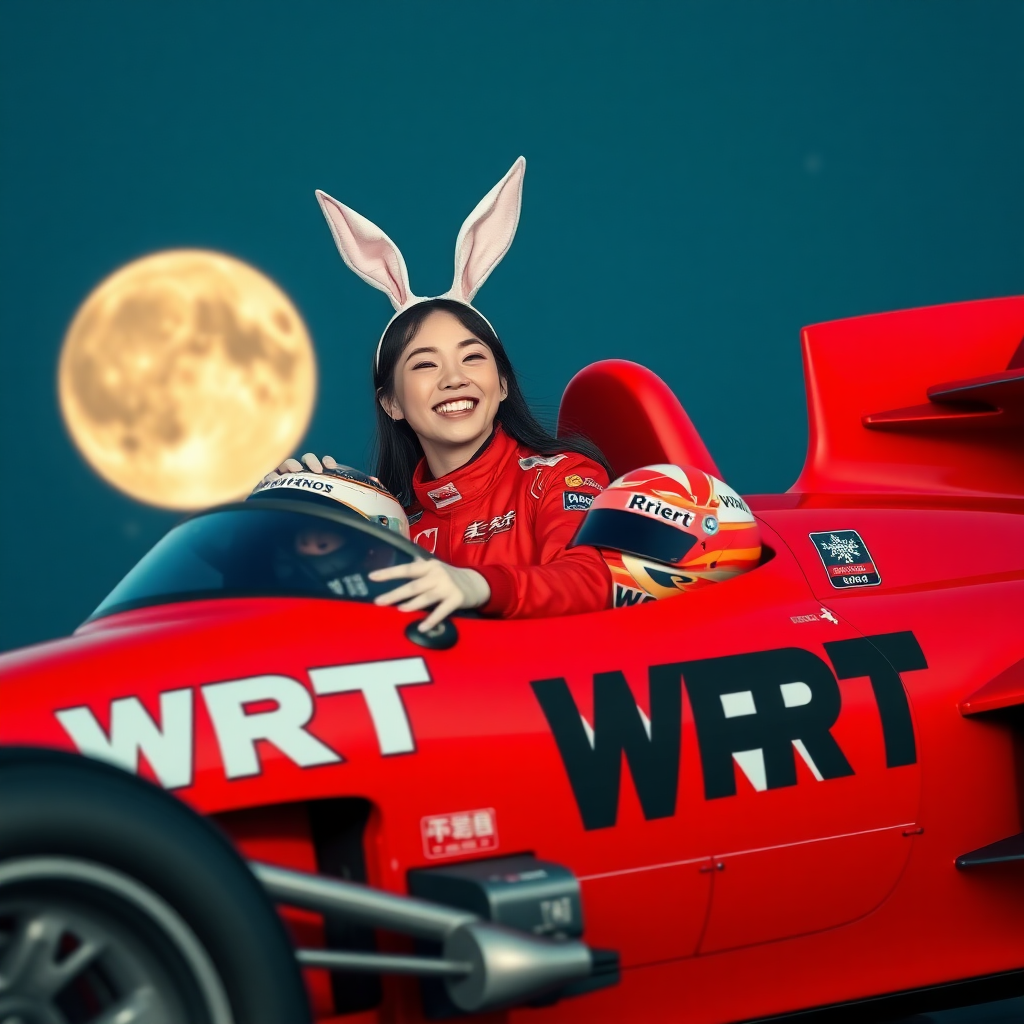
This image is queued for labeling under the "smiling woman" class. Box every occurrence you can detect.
[372,299,600,506]
[265,159,614,627]
[375,303,510,494]
[364,298,612,625]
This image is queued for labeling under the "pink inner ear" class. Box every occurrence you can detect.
[318,193,411,309]
[460,210,517,298]
[454,159,525,302]
[357,236,409,306]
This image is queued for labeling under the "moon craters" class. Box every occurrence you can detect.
[59,250,317,510]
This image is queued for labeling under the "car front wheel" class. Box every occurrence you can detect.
[0,748,310,1024]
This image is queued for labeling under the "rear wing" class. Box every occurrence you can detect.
[791,296,1024,498]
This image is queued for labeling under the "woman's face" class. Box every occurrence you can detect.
[382,310,507,459]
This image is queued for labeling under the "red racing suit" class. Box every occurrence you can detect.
[409,427,612,618]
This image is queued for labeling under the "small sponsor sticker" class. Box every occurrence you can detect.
[627,493,694,526]
[789,607,839,625]
[565,474,604,490]
[253,475,335,495]
[614,584,656,607]
[519,454,567,470]
[463,510,516,543]
[809,530,881,589]
[427,482,462,509]
[719,493,751,514]
[563,491,594,511]
[702,515,719,535]
[413,528,438,554]
[421,807,498,860]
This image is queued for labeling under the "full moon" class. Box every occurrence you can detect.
[59,250,317,510]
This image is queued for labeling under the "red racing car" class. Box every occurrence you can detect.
[1,296,1022,1024]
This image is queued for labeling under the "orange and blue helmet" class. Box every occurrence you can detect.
[570,464,762,606]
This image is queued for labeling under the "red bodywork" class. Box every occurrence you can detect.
[2,297,1023,1023]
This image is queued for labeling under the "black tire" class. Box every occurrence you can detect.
[0,746,311,1024]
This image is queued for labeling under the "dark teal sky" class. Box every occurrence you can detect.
[1,0,1022,652]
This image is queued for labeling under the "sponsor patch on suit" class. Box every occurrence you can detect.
[563,491,594,511]
[427,482,462,509]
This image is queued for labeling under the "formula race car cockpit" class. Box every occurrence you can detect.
[90,361,762,623]
[88,500,424,622]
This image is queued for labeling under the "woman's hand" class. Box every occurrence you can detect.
[369,560,491,632]
[258,453,338,487]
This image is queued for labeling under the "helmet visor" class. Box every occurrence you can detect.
[570,508,700,565]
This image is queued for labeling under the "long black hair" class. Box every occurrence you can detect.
[372,298,608,507]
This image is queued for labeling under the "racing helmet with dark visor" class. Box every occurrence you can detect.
[570,506,699,565]
[569,464,763,607]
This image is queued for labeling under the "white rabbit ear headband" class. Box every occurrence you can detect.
[315,156,526,371]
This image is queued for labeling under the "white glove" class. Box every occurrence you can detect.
[257,453,338,488]
[369,559,491,632]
